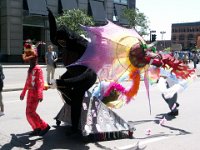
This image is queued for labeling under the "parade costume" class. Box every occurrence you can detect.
[48,9,97,134]
[48,8,195,141]
[147,64,196,116]
[20,43,50,136]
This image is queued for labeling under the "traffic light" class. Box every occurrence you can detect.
[152,34,157,42]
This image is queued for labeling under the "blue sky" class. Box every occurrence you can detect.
[136,0,200,40]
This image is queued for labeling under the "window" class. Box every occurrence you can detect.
[59,0,78,12]
[121,0,128,4]
[179,34,185,41]
[113,0,128,4]
[187,34,194,41]
[24,0,48,15]
[172,35,176,41]
[89,0,106,22]
[114,3,128,24]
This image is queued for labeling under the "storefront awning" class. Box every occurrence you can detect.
[114,4,128,24]
[26,0,48,16]
[89,0,106,22]
[60,0,78,10]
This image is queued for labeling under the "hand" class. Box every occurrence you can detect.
[20,96,24,101]
[43,83,49,90]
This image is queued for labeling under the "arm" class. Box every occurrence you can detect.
[20,73,29,100]
[54,51,58,62]
[36,68,44,101]
[35,41,46,48]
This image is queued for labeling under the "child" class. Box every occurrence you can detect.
[20,42,50,136]
[0,64,5,116]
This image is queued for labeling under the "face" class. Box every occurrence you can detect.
[129,44,147,68]
[48,46,53,51]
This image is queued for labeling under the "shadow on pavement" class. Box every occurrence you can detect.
[155,113,177,121]
[1,126,90,150]
[127,115,191,141]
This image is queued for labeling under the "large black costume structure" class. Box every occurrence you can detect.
[48,9,97,132]
[48,9,134,140]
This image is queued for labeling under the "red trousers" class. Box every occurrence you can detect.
[26,90,48,130]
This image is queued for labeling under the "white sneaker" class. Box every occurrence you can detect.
[0,111,5,116]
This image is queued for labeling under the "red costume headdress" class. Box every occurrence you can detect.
[22,42,38,62]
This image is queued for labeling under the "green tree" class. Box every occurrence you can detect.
[56,9,95,36]
[122,8,150,36]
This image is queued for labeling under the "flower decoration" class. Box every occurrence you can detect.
[102,82,126,104]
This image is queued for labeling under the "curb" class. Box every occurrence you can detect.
[3,88,23,92]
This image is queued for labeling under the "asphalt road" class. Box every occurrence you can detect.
[0,64,200,149]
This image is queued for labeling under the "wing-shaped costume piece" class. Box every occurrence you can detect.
[74,20,145,81]
[73,20,195,109]
[72,21,148,107]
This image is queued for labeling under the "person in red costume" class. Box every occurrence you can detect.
[20,42,50,136]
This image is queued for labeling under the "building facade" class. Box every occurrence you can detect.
[171,22,200,50]
[0,0,135,62]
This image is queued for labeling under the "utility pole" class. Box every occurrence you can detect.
[160,31,166,49]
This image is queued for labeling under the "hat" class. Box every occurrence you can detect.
[23,43,38,61]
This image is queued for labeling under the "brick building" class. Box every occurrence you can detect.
[171,22,200,50]
[0,0,135,62]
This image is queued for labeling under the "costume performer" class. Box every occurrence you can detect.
[47,8,97,134]
[47,7,195,140]
[158,76,179,116]
[147,58,195,117]
[20,42,50,136]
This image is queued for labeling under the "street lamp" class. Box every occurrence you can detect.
[150,30,156,42]
[160,31,166,48]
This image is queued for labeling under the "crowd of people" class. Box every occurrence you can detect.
[173,51,200,68]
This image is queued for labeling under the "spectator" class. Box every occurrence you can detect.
[174,52,179,60]
[193,52,199,69]
[183,54,188,64]
[45,45,58,85]
[0,64,5,116]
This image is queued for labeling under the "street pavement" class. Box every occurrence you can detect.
[2,61,199,92]
[0,62,200,150]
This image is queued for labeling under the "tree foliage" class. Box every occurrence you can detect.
[56,9,95,36]
[122,8,150,36]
